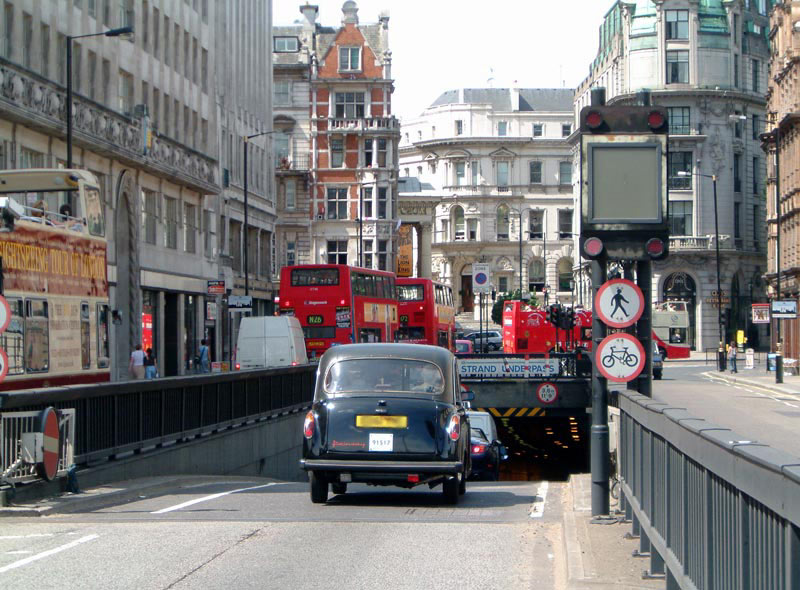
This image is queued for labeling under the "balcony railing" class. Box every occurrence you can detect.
[328,117,399,131]
[669,235,734,250]
[276,155,309,171]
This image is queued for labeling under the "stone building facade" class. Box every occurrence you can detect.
[575,0,771,352]
[0,0,221,378]
[215,0,275,362]
[398,88,576,316]
[763,0,800,357]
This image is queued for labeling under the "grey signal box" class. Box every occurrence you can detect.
[579,105,669,261]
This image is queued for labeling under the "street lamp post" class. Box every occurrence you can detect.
[243,131,274,296]
[66,26,134,169]
[678,170,725,371]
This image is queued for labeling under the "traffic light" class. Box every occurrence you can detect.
[547,304,561,327]
[579,101,669,262]
[559,308,576,331]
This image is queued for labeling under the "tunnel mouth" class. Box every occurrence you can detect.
[474,408,590,482]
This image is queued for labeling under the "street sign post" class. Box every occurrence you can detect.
[472,263,491,294]
[594,279,644,328]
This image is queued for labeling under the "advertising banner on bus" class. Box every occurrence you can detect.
[0,225,107,297]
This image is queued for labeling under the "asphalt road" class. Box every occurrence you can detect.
[0,479,564,590]
[653,363,800,459]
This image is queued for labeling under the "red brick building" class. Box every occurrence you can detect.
[308,1,400,270]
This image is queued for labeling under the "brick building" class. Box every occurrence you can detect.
[764,1,800,357]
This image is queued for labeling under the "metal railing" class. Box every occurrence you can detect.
[0,366,315,472]
[617,390,800,588]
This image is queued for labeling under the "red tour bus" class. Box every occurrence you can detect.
[502,300,592,354]
[277,264,398,359]
[395,278,456,350]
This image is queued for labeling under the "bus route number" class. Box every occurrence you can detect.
[307,315,323,325]
[399,315,409,324]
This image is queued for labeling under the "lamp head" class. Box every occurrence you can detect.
[105,26,134,38]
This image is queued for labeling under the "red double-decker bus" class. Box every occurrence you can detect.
[502,300,592,354]
[395,278,456,350]
[277,265,398,359]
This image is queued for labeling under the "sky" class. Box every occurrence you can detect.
[272,0,614,121]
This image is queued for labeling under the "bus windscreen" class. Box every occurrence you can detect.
[397,285,424,301]
[291,268,339,286]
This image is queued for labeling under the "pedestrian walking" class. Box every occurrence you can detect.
[144,347,157,379]
[129,344,146,379]
[729,341,738,373]
[199,339,210,373]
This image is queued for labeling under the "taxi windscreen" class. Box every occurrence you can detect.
[323,359,445,396]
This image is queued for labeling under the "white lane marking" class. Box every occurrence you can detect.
[0,534,98,573]
[529,481,549,518]
[151,482,288,514]
[0,534,56,540]
[5,551,32,555]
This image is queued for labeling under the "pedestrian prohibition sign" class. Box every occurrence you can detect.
[594,278,644,329]
[596,333,646,382]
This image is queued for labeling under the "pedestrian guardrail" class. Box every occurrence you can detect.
[617,391,800,589]
[0,366,315,479]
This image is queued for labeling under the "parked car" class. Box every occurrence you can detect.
[464,330,503,352]
[455,339,473,355]
[300,343,473,504]
[652,340,663,380]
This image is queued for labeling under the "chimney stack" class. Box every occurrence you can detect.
[342,1,359,25]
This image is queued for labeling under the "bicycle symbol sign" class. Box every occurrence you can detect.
[596,333,645,382]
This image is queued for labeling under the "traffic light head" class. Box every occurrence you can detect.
[580,105,668,135]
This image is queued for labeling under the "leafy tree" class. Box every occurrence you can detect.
[491,290,539,325]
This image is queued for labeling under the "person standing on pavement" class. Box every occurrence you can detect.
[199,339,210,373]
[129,344,146,379]
[729,341,738,373]
[144,347,157,379]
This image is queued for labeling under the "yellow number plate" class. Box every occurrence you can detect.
[356,415,408,429]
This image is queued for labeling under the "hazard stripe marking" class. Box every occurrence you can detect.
[489,408,502,417]
[503,408,517,417]
[515,408,527,417]
[529,408,541,417]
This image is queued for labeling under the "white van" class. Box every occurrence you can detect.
[467,410,499,443]
[236,316,308,369]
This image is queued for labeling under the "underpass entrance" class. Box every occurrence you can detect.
[475,407,590,481]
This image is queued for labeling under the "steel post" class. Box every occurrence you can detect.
[591,256,609,516]
[243,139,249,296]
[637,260,653,397]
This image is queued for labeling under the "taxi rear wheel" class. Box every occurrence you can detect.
[310,471,328,504]
[443,476,459,504]
[458,473,466,495]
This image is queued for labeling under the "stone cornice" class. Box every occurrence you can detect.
[0,59,218,194]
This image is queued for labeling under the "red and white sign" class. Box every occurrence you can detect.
[36,407,60,481]
[752,303,770,324]
[536,382,559,404]
[595,279,644,329]
[0,295,10,333]
[596,333,646,382]
[0,347,8,383]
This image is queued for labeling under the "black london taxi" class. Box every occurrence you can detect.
[300,343,473,504]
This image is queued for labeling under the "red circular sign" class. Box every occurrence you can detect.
[594,279,645,329]
[536,382,559,404]
[596,333,646,383]
[36,407,60,481]
[0,295,10,334]
[0,348,7,383]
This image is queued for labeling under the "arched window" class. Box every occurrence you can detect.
[452,206,465,241]
[528,259,545,292]
[557,258,573,291]
[496,204,509,241]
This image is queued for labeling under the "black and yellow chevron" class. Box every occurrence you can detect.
[475,407,548,418]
